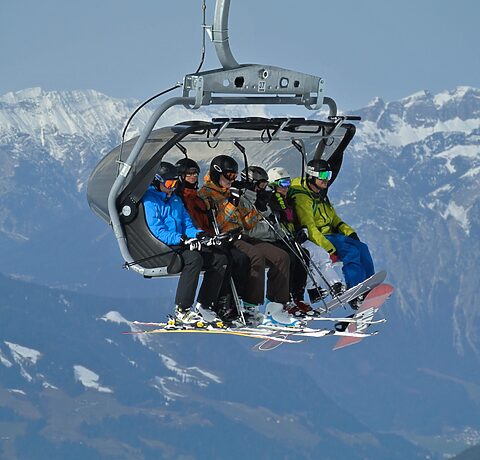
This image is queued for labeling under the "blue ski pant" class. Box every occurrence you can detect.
[325,234,375,289]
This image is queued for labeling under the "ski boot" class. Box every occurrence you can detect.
[262,302,304,328]
[243,302,264,326]
[307,287,329,304]
[349,293,366,311]
[330,282,346,297]
[174,306,205,328]
[217,304,243,328]
[285,299,316,318]
[195,303,225,329]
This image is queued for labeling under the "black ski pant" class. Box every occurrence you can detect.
[233,237,290,305]
[271,241,307,302]
[211,245,249,312]
[173,247,229,311]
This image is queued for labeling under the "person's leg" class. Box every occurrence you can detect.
[357,240,375,278]
[325,234,365,289]
[302,239,341,289]
[254,242,290,304]
[174,250,203,310]
[271,241,304,300]
[197,248,229,306]
[233,239,265,305]
[229,247,250,299]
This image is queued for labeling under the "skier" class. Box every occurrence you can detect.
[142,161,229,324]
[238,165,311,316]
[289,159,375,308]
[175,157,250,323]
[198,155,300,327]
[267,166,344,308]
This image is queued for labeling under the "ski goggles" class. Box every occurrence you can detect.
[306,168,332,181]
[155,174,179,189]
[273,177,291,188]
[222,171,238,181]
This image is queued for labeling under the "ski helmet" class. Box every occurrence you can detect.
[176,158,200,177]
[306,159,332,181]
[155,161,179,181]
[153,161,179,189]
[241,166,269,183]
[209,155,239,185]
[268,167,291,184]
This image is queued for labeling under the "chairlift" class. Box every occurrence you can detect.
[86,0,360,278]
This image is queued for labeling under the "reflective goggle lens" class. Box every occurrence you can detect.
[155,174,179,188]
[318,171,332,181]
[163,179,178,189]
[275,178,291,188]
[223,171,238,181]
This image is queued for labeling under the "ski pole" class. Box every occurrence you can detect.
[209,207,246,326]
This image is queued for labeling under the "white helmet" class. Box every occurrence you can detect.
[268,167,290,183]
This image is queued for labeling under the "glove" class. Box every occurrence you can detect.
[254,189,272,212]
[232,180,255,191]
[349,232,360,241]
[330,252,340,263]
[295,228,308,244]
[228,187,241,207]
[184,237,201,251]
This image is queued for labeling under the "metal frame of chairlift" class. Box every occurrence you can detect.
[105,0,356,277]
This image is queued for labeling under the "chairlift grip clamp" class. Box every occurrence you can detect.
[116,161,131,178]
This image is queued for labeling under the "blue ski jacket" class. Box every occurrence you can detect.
[142,186,200,246]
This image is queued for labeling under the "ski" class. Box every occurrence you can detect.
[125,322,304,344]
[333,283,394,350]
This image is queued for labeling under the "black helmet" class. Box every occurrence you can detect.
[154,161,179,181]
[210,155,239,185]
[176,158,200,177]
[306,159,332,180]
[241,166,269,183]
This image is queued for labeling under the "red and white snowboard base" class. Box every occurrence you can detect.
[333,283,394,350]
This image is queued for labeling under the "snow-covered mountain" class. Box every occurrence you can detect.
[0,86,479,458]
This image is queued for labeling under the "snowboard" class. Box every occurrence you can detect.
[314,270,387,315]
[332,283,394,350]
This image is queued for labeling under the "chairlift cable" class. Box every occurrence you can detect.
[194,0,208,74]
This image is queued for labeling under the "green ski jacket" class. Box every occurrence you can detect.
[288,177,356,254]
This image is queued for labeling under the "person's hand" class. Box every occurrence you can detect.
[232,180,255,191]
[184,238,201,251]
[228,187,241,206]
[254,189,272,211]
[330,252,340,263]
[295,228,308,244]
[349,232,360,241]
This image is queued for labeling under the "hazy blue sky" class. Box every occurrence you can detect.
[1,0,479,110]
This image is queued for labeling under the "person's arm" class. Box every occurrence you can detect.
[143,198,184,245]
[329,203,356,237]
[180,200,201,239]
[293,193,337,254]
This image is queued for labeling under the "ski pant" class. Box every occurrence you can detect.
[173,247,229,310]
[216,246,250,301]
[233,237,290,305]
[325,234,375,289]
[270,241,307,302]
[301,239,341,290]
